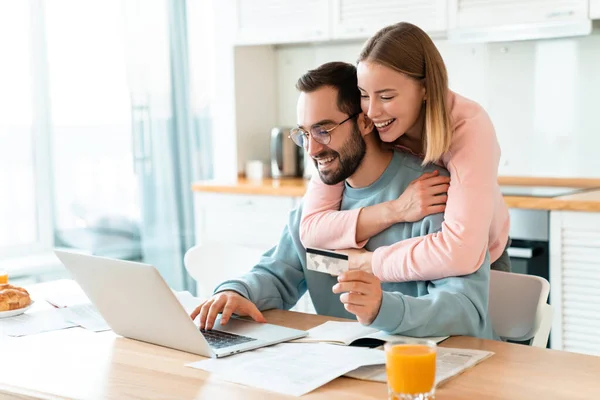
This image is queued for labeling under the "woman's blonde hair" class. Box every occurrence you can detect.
[358,22,453,165]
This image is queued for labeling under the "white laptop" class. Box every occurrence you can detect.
[54,250,308,358]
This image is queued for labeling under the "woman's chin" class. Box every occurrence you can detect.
[378,127,403,143]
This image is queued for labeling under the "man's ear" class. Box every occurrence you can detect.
[357,113,374,137]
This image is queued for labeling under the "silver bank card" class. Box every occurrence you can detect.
[306,247,349,276]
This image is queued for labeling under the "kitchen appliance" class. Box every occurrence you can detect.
[270,127,303,178]
[506,208,550,281]
[500,185,585,349]
[500,185,585,280]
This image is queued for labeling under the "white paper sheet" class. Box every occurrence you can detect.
[44,288,91,308]
[345,347,494,386]
[56,304,111,332]
[187,343,385,396]
[293,321,378,345]
[0,309,78,337]
[293,321,448,346]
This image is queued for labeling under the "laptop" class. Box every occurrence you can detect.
[54,250,308,358]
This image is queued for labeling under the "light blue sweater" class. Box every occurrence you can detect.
[216,151,496,339]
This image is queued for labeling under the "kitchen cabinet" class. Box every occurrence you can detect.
[193,192,315,313]
[234,0,447,46]
[550,211,600,356]
[331,0,447,40]
[591,0,600,19]
[233,0,331,45]
[448,0,591,41]
[231,0,596,47]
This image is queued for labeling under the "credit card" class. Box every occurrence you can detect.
[306,247,349,276]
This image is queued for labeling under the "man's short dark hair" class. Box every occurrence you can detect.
[295,62,361,117]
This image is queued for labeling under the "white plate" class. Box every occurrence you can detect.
[0,300,35,319]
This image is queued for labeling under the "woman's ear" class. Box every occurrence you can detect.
[358,113,374,137]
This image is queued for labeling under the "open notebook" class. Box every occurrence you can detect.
[293,321,448,347]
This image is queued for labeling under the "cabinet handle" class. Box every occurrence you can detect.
[546,10,575,19]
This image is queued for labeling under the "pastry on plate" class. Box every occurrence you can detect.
[0,284,32,312]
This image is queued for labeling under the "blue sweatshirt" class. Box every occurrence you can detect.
[216,151,496,339]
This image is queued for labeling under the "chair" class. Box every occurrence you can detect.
[183,243,265,299]
[488,270,553,348]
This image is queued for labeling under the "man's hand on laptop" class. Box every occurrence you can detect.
[190,291,267,330]
[332,270,383,325]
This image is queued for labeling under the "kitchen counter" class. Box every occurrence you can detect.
[192,176,600,212]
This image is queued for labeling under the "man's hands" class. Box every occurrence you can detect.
[332,270,383,325]
[190,291,266,330]
[391,170,449,223]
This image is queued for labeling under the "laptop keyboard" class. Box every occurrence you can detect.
[200,328,257,349]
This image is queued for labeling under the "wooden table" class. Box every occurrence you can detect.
[1,293,600,399]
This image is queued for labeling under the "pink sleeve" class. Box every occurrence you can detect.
[299,174,366,249]
[372,111,500,282]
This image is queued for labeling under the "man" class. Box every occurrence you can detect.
[191,62,495,340]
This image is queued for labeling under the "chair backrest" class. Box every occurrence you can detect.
[183,243,265,299]
[488,270,552,347]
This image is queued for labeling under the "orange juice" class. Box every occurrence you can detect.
[0,270,7,284]
[385,342,436,397]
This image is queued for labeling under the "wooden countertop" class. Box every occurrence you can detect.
[3,303,600,400]
[192,176,600,212]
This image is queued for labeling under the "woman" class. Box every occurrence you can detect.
[300,22,511,282]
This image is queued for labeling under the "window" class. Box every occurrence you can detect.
[0,1,53,258]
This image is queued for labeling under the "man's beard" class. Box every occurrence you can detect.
[314,124,366,185]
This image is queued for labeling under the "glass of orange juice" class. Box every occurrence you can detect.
[0,269,7,284]
[385,339,437,400]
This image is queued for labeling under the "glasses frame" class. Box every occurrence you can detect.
[288,112,360,148]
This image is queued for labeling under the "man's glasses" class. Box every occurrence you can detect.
[289,113,359,148]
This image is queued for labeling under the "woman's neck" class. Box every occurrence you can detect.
[397,106,425,154]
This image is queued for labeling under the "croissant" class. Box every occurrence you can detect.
[0,284,31,312]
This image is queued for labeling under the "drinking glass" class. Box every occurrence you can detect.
[384,339,437,400]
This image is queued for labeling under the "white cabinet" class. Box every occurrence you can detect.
[550,211,600,356]
[193,192,315,313]
[234,0,448,46]
[331,0,447,40]
[234,0,331,45]
[591,0,600,19]
[448,0,592,42]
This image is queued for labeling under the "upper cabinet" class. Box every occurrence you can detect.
[233,0,331,45]
[448,0,592,42]
[591,0,600,19]
[233,0,595,46]
[331,0,448,40]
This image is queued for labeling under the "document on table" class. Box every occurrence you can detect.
[345,346,494,386]
[187,342,385,396]
[44,285,91,308]
[0,309,78,337]
[293,321,448,347]
[56,304,110,332]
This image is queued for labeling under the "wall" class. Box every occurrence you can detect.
[266,31,600,178]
